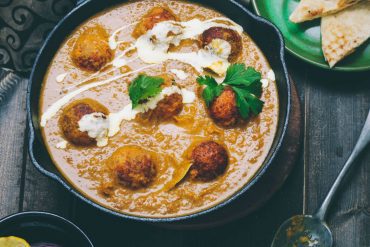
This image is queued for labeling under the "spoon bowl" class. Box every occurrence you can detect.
[271,215,333,247]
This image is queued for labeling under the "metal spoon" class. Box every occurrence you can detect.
[272,109,370,247]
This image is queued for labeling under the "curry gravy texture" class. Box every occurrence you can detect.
[40,0,279,217]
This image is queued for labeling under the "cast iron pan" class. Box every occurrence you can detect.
[27,0,291,225]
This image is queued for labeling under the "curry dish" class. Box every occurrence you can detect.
[40,0,279,217]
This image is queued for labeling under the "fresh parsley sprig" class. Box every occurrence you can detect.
[197,63,264,119]
[129,74,164,109]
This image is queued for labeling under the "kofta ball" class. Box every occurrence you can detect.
[151,93,183,120]
[132,7,177,38]
[190,141,228,181]
[59,99,108,146]
[138,92,184,122]
[71,26,114,72]
[209,87,239,127]
[108,146,157,189]
[201,27,242,62]
[138,74,184,121]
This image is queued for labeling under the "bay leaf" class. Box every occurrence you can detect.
[162,162,193,191]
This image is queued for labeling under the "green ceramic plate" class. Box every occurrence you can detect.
[252,0,370,71]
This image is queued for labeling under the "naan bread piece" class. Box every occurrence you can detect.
[289,0,363,23]
[321,1,370,67]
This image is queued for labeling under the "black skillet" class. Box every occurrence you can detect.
[27,0,291,227]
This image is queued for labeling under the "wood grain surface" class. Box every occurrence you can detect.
[0,77,28,217]
[1,10,370,247]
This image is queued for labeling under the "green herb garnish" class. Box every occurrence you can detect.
[196,63,264,119]
[196,75,224,107]
[129,74,164,109]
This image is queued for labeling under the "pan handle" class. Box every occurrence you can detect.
[27,123,75,192]
[28,126,57,181]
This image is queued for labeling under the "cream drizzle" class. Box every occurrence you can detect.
[109,22,138,49]
[41,64,156,127]
[111,45,137,67]
[170,69,188,80]
[267,69,275,81]
[78,112,109,147]
[133,18,243,75]
[56,140,68,149]
[205,39,231,60]
[261,70,276,88]
[261,79,269,88]
[56,73,68,83]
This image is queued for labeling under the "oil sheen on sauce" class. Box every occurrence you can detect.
[39,0,279,217]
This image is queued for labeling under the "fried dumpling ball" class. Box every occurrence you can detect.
[71,26,114,72]
[209,87,240,127]
[138,75,184,121]
[132,7,177,38]
[201,27,242,62]
[190,141,229,181]
[151,93,183,120]
[108,146,157,189]
[59,99,108,146]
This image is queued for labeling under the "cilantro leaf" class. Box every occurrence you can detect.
[233,87,264,117]
[196,63,265,120]
[241,80,263,98]
[244,93,264,115]
[202,87,215,106]
[224,64,262,87]
[214,85,224,97]
[197,75,224,106]
[234,88,250,119]
[197,75,218,87]
[129,74,164,109]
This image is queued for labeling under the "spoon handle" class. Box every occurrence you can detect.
[315,109,370,221]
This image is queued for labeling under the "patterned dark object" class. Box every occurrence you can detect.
[0,0,76,105]
[0,68,22,103]
[0,0,75,72]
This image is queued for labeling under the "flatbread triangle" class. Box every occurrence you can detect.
[321,1,370,67]
[290,0,364,23]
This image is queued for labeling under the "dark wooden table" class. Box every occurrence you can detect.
[1,5,370,247]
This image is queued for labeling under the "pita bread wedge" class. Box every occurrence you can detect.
[321,1,370,67]
[289,0,363,23]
